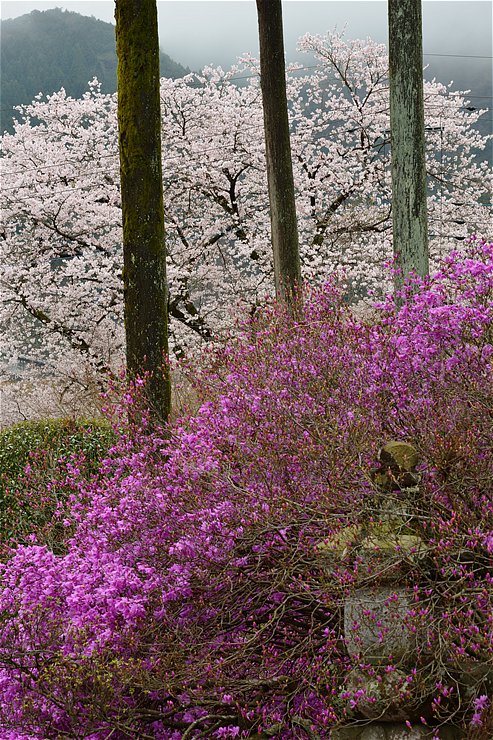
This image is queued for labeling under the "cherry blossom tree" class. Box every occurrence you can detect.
[1,33,490,417]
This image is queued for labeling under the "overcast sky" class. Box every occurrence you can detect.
[1,1,491,71]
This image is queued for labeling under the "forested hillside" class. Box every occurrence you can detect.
[0,8,190,133]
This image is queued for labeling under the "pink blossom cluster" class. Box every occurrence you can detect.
[0,238,492,738]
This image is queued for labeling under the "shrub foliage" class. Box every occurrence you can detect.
[0,417,114,551]
[0,238,492,738]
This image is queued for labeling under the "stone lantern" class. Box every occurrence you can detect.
[343,441,426,671]
[319,442,469,739]
[317,441,493,740]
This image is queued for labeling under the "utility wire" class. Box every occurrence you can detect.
[3,120,490,193]
[7,164,489,205]
[2,88,490,115]
[423,53,492,59]
[3,98,489,180]
[0,51,491,112]
[2,125,486,189]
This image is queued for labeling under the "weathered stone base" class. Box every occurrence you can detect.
[332,723,464,739]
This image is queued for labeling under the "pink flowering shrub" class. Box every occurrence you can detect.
[0,238,492,738]
[0,418,115,555]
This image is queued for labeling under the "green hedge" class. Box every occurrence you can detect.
[0,417,115,548]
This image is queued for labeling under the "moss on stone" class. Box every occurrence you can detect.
[378,441,419,472]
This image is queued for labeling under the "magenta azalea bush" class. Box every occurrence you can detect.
[0,237,492,739]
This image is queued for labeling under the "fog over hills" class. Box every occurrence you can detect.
[0,6,490,162]
[0,8,190,133]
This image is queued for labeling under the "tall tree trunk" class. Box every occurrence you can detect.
[256,0,301,305]
[388,0,429,295]
[115,0,171,424]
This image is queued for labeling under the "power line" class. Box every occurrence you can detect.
[2,92,491,115]
[1,84,486,107]
[423,53,492,60]
[3,98,489,180]
[3,115,490,190]
[2,71,490,191]
[6,162,489,205]
[0,51,491,113]
[3,90,491,114]
[1,152,120,177]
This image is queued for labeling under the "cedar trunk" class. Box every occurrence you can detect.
[388,0,429,295]
[115,0,171,423]
[256,0,301,304]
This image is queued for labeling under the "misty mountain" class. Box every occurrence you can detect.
[1,8,190,133]
[1,8,490,164]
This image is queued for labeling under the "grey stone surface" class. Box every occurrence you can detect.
[343,667,413,721]
[344,586,417,662]
[360,726,389,739]
[332,724,464,739]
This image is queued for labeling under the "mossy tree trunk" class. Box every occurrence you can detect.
[115,0,171,424]
[256,0,301,306]
[388,0,429,296]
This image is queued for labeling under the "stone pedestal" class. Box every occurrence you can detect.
[344,586,417,664]
[316,442,489,739]
[332,723,464,739]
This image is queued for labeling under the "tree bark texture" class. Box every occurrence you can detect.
[256,0,301,305]
[115,0,171,423]
[388,0,429,294]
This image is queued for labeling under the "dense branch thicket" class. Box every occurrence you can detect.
[0,238,491,738]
